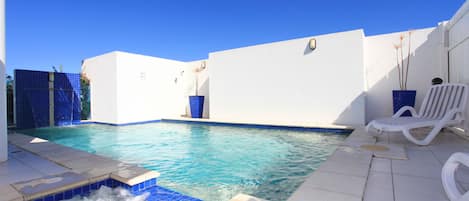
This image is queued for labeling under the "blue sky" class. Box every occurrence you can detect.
[6,0,465,75]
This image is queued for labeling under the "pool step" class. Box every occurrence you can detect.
[7,133,161,201]
[111,165,160,186]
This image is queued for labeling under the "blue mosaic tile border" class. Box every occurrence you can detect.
[161,119,353,134]
[112,178,158,194]
[70,121,95,125]
[56,120,83,126]
[32,178,158,201]
[141,185,202,201]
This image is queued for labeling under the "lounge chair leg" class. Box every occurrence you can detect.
[402,126,444,146]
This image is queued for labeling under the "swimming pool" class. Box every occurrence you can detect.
[20,122,347,201]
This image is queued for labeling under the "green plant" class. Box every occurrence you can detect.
[80,73,90,120]
[5,74,12,90]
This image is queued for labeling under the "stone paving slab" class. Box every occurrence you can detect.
[370,158,391,173]
[363,171,393,201]
[393,174,449,201]
[13,172,88,200]
[289,127,469,201]
[289,129,373,201]
[289,187,361,201]
[111,165,161,186]
[5,133,161,201]
[0,184,23,201]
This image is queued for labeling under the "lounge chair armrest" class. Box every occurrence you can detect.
[442,152,469,201]
[392,106,418,118]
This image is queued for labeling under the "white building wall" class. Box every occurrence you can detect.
[114,52,186,124]
[83,51,211,125]
[208,30,366,126]
[82,8,469,128]
[82,52,119,124]
[447,0,469,132]
[364,27,446,122]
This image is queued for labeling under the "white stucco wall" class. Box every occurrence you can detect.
[82,52,119,124]
[82,2,469,128]
[447,0,469,131]
[208,29,366,126]
[448,1,469,84]
[114,52,186,124]
[364,27,446,122]
[83,51,188,125]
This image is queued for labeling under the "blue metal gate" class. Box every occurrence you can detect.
[15,70,81,129]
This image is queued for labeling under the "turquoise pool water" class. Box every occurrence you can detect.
[20,122,347,201]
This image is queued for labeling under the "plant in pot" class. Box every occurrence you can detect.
[189,61,206,118]
[392,31,415,117]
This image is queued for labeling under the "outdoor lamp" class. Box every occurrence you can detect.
[309,38,316,50]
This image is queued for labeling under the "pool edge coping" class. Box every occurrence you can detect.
[6,133,162,201]
[287,127,374,201]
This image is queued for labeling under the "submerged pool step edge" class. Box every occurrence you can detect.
[161,119,353,134]
[71,118,354,134]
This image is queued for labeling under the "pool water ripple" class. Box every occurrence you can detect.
[21,122,346,201]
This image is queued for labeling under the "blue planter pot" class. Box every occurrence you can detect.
[392,90,416,117]
[189,96,204,118]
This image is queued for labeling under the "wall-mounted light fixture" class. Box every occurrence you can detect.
[309,38,316,50]
[200,61,207,70]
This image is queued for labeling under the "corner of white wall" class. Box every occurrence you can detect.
[364,27,446,123]
[184,60,209,118]
[82,52,119,124]
[446,0,469,134]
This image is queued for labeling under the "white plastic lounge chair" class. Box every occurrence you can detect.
[366,83,469,146]
[442,152,469,201]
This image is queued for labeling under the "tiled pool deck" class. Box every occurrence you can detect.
[289,127,469,201]
[1,133,200,201]
[2,125,468,201]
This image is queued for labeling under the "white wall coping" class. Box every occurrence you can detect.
[446,0,469,30]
